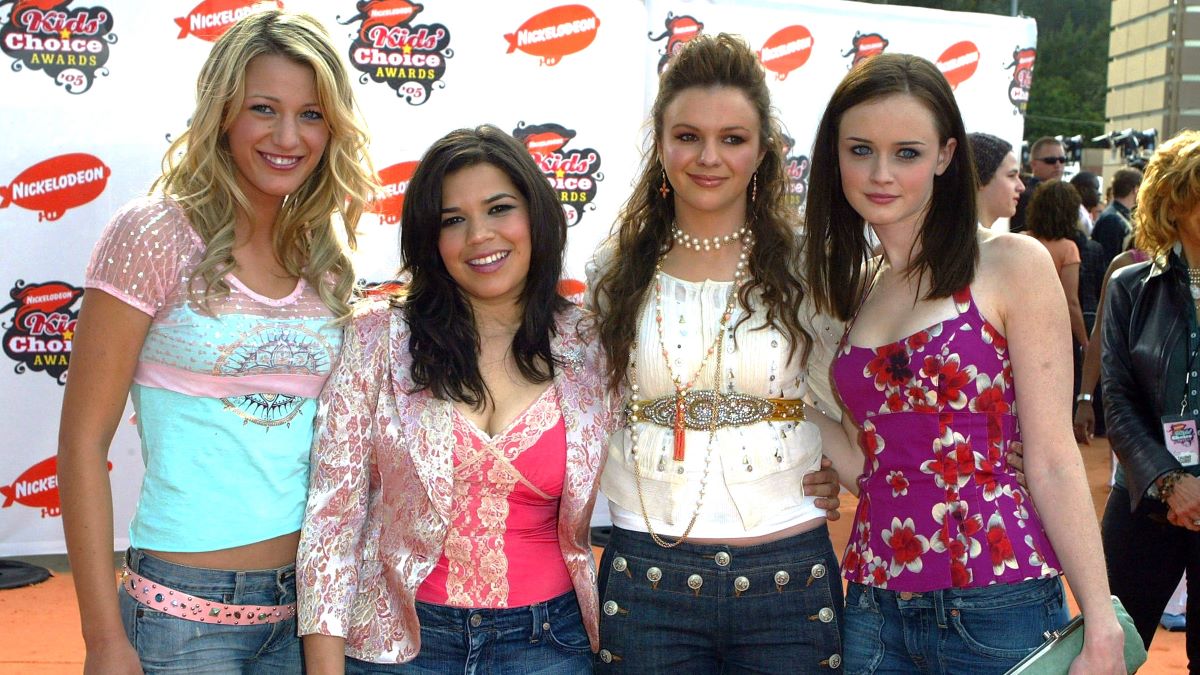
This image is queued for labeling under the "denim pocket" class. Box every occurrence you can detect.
[547,602,591,655]
[947,578,1065,662]
[842,584,884,675]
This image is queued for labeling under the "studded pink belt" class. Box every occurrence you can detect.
[121,566,296,625]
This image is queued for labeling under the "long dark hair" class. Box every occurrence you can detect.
[592,33,811,392]
[400,125,570,407]
[803,53,979,321]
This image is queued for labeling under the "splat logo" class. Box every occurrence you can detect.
[843,31,888,67]
[0,152,111,221]
[512,122,603,228]
[757,25,812,81]
[1007,46,1036,114]
[1,456,111,518]
[505,4,599,66]
[648,11,702,73]
[0,0,117,93]
[367,160,418,224]
[936,40,980,90]
[1,279,81,384]
[341,0,452,106]
[780,133,810,209]
[174,0,281,42]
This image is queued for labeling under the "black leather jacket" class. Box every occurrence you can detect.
[1101,251,1191,511]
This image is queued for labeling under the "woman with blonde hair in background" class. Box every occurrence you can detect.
[1101,129,1200,669]
[58,10,376,673]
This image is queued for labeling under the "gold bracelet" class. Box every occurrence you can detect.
[1157,471,1188,502]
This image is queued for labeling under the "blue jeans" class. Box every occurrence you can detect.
[596,524,843,673]
[843,576,1069,674]
[344,590,592,674]
[119,548,302,674]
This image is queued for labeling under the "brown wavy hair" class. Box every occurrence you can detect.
[1026,179,1081,241]
[591,33,811,391]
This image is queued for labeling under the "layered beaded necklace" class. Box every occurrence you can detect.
[671,222,748,252]
[1189,267,1200,303]
[625,226,753,547]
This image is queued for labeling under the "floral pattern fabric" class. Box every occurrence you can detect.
[833,288,1061,593]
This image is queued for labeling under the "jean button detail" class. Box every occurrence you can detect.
[603,601,619,616]
[687,574,704,590]
[646,567,662,582]
[599,649,613,663]
[734,576,750,592]
[829,653,842,669]
[469,614,482,627]
[818,607,835,623]
[612,556,627,572]
[811,563,826,579]
[774,570,790,586]
[714,551,731,567]
[542,621,551,630]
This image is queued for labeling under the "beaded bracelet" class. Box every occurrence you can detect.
[1157,470,1188,502]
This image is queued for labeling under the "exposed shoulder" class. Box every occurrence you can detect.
[978,229,1054,275]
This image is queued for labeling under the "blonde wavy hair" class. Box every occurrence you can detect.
[1135,129,1200,259]
[152,9,377,318]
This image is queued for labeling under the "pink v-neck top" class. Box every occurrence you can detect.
[415,386,573,607]
[84,196,342,552]
[832,287,1061,592]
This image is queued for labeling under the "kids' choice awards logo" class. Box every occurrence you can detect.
[174,0,281,42]
[0,152,111,221]
[341,0,452,105]
[504,4,599,66]
[512,122,602,228]
[780,133,811,208]
[843,31,888,67]
[1,280,81,384]
[936,40,980,90]
[0,0,117,93]
[1007,46,1036,114]
[648,11,702,73]
[367,160,418,224]
[1,456,111,518]
[757,25,812,81]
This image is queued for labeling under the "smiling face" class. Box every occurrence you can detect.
[660,85,765,225]
[979,151,1024,223]
[837,93,955,234]
[226,53,329,217]
[437,162,532,312]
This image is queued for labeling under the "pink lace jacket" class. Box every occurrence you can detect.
[297,299,617,663]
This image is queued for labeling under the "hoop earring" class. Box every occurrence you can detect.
[659,169,671,198]
[750,172,758,203]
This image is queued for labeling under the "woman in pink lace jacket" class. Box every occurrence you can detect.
[297,125,617,674]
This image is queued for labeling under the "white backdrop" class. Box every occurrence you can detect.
[0,0,1035,556]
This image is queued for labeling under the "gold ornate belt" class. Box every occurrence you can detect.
[626,391,805,430]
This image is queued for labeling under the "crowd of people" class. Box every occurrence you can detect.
[55,7,1200,675]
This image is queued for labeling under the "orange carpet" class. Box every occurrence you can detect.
[0,437,1186,673]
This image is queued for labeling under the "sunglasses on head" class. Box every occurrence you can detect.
[1036,156,1068,165]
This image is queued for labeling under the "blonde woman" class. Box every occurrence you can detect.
[57,10,376,673]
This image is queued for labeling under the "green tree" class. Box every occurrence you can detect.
[859,0,1109,144]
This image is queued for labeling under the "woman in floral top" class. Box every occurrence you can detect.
[803,53,1125,673]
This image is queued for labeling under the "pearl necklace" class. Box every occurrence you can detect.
[625,231,752,548]
[1189,267,1200,302]
[671,222,748,252]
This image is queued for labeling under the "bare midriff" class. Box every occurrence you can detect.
[684,515,826,547]
[144,530,300,571]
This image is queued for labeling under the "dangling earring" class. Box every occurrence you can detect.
[750,172,758,203]
[659,169,671,198]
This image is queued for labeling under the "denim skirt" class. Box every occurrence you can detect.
[345,590,592,675]
[843,575,1069,674]
[596,524,844,673]
[118,547,302,674]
